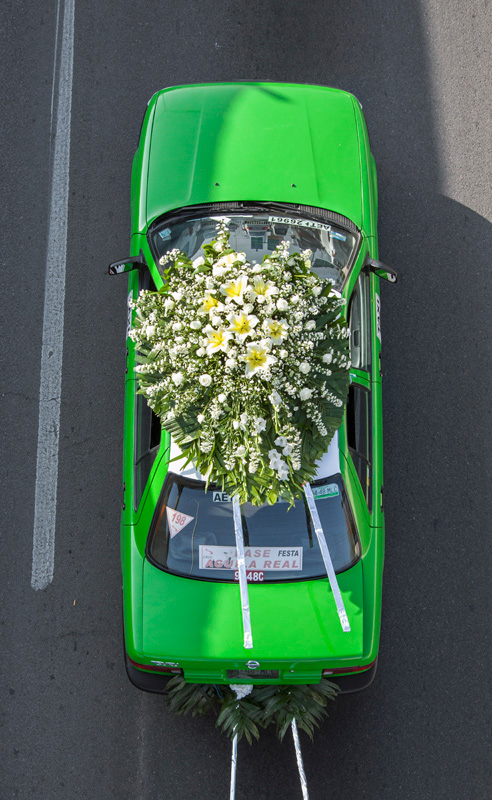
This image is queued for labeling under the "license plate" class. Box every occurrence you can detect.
[227,669,279,679]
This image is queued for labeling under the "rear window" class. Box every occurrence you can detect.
[146,473,360,582]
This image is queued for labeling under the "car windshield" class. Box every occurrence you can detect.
[146,473,360,583]
[149,211,359,291]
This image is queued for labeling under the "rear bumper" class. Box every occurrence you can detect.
[328,658,378,693]
[126,655,174,693]
[125,654,378,695]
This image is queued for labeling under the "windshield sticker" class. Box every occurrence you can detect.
[212,490,286,504]
[312,483,339,500]
[212,491,232,503]
[166,508,194,538]
[268,216,333,233]
[330,231,347,241]
[376,293,381,341]
[158,227,172,240]
[199,545,303,571]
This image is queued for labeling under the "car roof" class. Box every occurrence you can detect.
[144,83,364,229]
[169,430,341,484]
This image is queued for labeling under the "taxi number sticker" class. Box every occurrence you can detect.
[166,508,194,538]
[234,571,264,582]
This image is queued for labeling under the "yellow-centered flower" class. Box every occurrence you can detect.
[220,274,249,304]
[250,275,279,301]
[204,324,232,355]
[240,340,277,377]
[199,293,223,315]
[264,317,289,344]
[227,311,259,342]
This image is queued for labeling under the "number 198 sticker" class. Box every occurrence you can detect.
[166,508,194,538]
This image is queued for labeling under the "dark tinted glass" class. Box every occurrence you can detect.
[134,394,161,509]
[147,473,360,582]
[346,385,372,510]
[349,272,371,371]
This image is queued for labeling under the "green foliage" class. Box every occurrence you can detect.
[166,675,222,717]
[165,676,339,743]
[253,680,339,741]
[216,694,264,745]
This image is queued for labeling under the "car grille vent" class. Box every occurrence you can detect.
[208,202,243,211]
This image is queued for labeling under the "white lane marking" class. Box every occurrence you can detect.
[49,0,61,139]
[31,0,75,591]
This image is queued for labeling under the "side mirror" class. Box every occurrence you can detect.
[108,251,147,275]
[366,258,398,283]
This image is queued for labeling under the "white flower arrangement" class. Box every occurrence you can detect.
[129,219,350,506]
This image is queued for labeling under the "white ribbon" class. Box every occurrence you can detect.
[304,484,351,632]
[229,733,238,800]
[291,719,310,799]
[232,496,253,649]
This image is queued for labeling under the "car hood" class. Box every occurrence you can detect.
[142,559,364,662]
[145,83,364,230]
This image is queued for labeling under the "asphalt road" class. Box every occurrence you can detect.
[1,1,491,798]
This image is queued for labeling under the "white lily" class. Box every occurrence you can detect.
[203,324,232,355]
[198,292,225,316]
[249,275,279,302]
[264,318,289,344]
[227,311,259,342]
[240,339,277,377]
[220,274,249,305]
[216,252,239,268]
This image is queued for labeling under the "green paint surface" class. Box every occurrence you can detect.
[133,83,374,234]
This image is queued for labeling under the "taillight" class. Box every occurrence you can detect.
[128,656,183,675]
[322,659,375,676]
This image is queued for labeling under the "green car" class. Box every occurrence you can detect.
[110,83,396,693]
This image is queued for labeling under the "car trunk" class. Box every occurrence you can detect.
[141,559,364,681]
